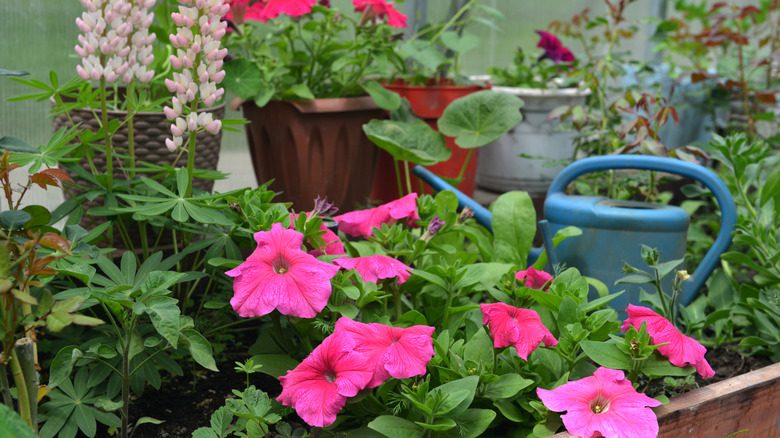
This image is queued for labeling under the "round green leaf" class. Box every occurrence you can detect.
[222,59,264,100]
[363,119,450,166]
[438,90,523,149]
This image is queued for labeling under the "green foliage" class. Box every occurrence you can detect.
[438,90,524,149]
[688,133,780,361]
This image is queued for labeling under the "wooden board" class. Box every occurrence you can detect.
[550,362,780,437]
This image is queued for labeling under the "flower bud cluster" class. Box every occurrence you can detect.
[75,0,156,84]
[164,0,229,152]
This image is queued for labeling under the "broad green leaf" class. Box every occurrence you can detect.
[145,296,181,347]
[438,409,497,438]
[181,328,218,371]
[363,119,449,165]
[580,340,632,370]
[0,210,32,231]
[434,375,479,417]
[415,418,457,432]
[491,191,535,266]
[482,374,534,400]
[248,354,300,378]
[463,329,494,368]
[0,403,36,438]
[439,90,523,148]
[440,31,481,54]
[362,80,401,111]
[48,346,83,389]
[641,354,696,378]
[368,416,425,438]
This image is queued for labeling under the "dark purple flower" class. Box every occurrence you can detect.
[536,30,575,64]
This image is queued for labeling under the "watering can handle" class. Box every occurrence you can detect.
[546,155,737,306]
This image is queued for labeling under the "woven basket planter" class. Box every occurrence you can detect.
[52,103,225,194]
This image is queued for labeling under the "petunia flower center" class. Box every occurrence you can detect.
[272,257,290,274]
[590,394,611,414]
[324,370,336,383]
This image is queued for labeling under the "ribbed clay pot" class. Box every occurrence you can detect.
[242,96,384,212]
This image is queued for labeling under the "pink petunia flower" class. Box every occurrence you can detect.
[537,367,663,438]
[536,30,575,63]
[333,193,420,238]
[621,304,715,378]
[333,255,412,284]
[225,0,267,24]
[289,213,346,257]
[226,223,339,318]
[515,267,553,291]
[480,303,558,360]
[277,331,374,427]
[261,0,316,20]
[335,317,435,387]
[353,0,408,28]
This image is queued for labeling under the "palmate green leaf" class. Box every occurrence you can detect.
[0,135,38,153]
[439,90,523,149]
[363,119,449,165]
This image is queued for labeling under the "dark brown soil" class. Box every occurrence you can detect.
[129,367,281,438]
[125,345,774,438]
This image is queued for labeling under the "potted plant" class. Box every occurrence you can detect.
[221,0,407,212]
[10,0,231,253]
[476,30,590,199]
[369,0,500,203]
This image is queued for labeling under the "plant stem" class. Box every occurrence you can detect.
[0,362,13,408]
[14,338,37,431]
[126,82,136,178]
[8,349,32,431]
[393,159,403,198]
[456,148,474,184]
[404,161,413,196]
[99,76,114,192]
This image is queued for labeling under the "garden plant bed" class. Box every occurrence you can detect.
[125,345,777,437]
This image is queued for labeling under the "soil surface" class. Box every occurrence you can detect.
[125,345,774,438]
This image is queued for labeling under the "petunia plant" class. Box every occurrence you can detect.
[211,185,716,437]
[221,0,407,106]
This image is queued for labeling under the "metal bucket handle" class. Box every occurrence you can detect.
[546,155,737,305]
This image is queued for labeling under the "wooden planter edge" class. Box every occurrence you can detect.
[551,361,780,437]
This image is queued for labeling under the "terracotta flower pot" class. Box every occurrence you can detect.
[241,96,385,212]
[370,79,489,204]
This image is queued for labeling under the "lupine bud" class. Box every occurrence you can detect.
[205,119,221,134]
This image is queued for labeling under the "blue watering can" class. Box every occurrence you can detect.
[412,155,737,310]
